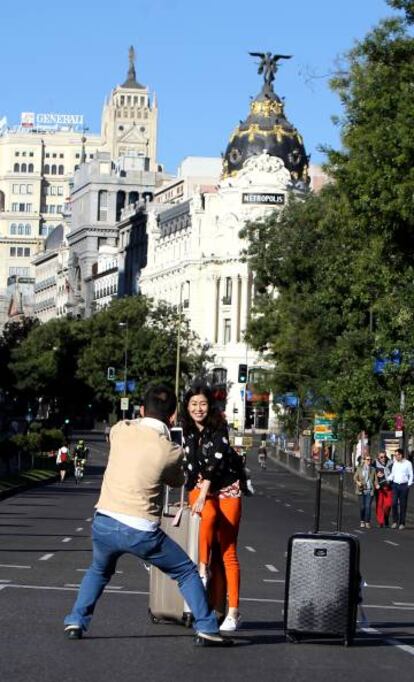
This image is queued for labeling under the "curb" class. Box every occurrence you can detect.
[0,472,59,501]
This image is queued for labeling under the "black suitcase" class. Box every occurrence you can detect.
[284,470,360,646]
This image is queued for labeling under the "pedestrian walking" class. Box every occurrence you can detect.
[373,451,393,527]
[56,445,70,484]
[64,383,230,646]
[388,448,413,530]
[353,453,379,528]
[182,382,245,632]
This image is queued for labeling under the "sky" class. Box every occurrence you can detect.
[0,0,398,173]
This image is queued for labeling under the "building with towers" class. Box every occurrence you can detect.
[140,52,310,430]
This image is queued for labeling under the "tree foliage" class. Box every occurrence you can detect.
[5,297,210,421]
[241,2,414,437]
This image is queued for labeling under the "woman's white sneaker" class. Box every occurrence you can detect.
[219,614,241,632]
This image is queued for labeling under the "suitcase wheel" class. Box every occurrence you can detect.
[286,633,300,644]
[148,610,161,625]
[183,613,193,628]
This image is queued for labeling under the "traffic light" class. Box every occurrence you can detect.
[238,363,248,383]
[107,367,116,381]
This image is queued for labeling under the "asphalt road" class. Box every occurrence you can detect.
[1,435,414,681]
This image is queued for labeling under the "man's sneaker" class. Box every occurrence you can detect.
[219,613,242,632]
[64,625,83,640]
[360,521,365,528]
[365,522,371,529]
[391,522,398,529]
[194,631,234,647]
[399,524,405,530]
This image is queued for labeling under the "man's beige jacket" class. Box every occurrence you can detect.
[96,419,184,521]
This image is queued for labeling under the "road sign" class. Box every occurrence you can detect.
[127,380,136,392]
[120,397,129,411]
[115,381,125,393]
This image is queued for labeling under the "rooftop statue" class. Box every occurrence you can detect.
[249,51,292,89]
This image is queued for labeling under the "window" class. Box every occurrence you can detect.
[27,184,33,194]
[57,186,63,195]
[21,163,27,172]
[58,165,64,174]
[98,190,108,221]
[12,184,19,193]
[9,266,30,276]
[45,153,50,158]
[44,164,50,174]
[29,152,34,157]
[59,153,64,158]
[20,185,26,195]
[12,203,18,211]
[25,223,31,235]
[57,205,63,213]
[10,223,17,235]
[24,247,30,257]
[49,205,56,214]
[28,163,34,173]
[50,186,57,195]
[18,223,24,235]
[52,153,57,158]
[15,151,20,157]
[14,163,19,172]
[10,247,16,256]
[51,165,57,175]
[223,318,231,344]
[223,277,233,305]
[22,151,26,157]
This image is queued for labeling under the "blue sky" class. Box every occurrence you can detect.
[0,0,396,173]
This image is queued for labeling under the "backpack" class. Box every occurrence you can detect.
[60,451,68,463]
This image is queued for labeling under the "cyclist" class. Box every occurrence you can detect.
[258,445,267,470]
[73,440,89,481]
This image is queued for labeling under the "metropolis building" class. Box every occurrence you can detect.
[139,55,310,429]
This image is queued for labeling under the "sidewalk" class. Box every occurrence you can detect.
[0,468,58,501]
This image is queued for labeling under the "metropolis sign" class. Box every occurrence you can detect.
[21,112,84,130]
[242,192,285,205]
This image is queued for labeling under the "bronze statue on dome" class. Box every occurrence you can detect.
[249,52,292,88]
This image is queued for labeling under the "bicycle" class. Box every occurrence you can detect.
[74,458,86,484]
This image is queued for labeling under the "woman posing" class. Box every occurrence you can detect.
[373,451,393,528]
[182,383,243,632]
[353,453,379,528]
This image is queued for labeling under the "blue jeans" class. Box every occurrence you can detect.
[64,513,218,634]
[359,492,373,522]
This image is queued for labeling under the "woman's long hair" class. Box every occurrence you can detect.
[181,382,226,435]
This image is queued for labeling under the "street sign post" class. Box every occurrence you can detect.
[120,397,129,412]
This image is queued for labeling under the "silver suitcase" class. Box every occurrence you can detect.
[149,487,200,627]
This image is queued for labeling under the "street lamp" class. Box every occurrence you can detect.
[175,280,190,401]
[119,321,129,419]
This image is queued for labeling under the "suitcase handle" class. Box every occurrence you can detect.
[314,470,344,533]
[163,485,186,515]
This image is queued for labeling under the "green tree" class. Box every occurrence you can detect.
[241,1,414,438]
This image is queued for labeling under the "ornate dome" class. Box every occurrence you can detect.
[222,53,309,186]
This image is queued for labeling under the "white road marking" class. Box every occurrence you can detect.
[384,540,399,547]
[365,584,402,590]
[0,563,31,569]
[263,579,285,583]
[240,597,284,603]
[245,546,256,553]
[297,509,305,513]
[86,517,92,522]
[363,604,414,610]
[39,554,54,561]
[62,537,72,543]
[76,528,84,532]
[275,499,281,502]
[284,503,291,508]
[393,602,414,606]
[65,583,123,590]
[0,586,7,591]
[76,569,123,574]
[265,564,279,573]
[354,530,363,534]
[361,626,414,657]
[1,583,149,595]
[0,579,12,583]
